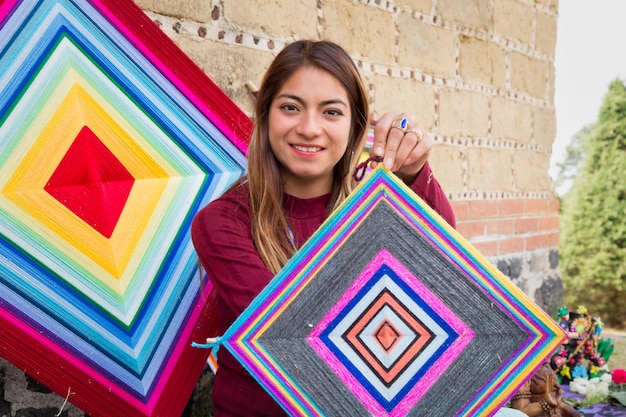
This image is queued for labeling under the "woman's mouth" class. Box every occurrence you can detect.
[292,144,322,153]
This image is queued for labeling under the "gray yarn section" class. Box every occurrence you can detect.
[260,201,528,416]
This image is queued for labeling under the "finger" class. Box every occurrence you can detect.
[383,124,407,170]
[393,128,420,168]
[371,113,395,158]
[397,124,426,165]
[375,112,413,170]
[396,130,433,177]
[406,136,431,168]
[385,113,418,170]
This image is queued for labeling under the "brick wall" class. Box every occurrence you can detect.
[137,0,561,311]
[452,198,560,257]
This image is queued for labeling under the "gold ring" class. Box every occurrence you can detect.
[391,117,408,132]
[406,128,423,142]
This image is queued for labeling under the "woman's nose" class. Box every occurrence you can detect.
[295,112,323,137]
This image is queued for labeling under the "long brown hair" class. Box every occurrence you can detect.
[247,40,370,273]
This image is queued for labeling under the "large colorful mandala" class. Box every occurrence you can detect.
[221,165,565,417]
[0,0,250,416]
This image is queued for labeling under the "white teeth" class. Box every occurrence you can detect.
[293,145,322,153]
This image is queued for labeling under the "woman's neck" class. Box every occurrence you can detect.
[282,176,333,199]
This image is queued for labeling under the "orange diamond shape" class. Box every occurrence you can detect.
[375,320,400,352]
[344,289,434,385]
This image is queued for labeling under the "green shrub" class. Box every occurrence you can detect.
[559,79,626,328]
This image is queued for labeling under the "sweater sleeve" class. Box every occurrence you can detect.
[408,161,456,228]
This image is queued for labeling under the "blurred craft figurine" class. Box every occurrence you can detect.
[510,362,583,417]
[192,39,519,416]
[550,306,613,384]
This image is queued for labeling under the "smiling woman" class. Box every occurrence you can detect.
[191,39,458,416]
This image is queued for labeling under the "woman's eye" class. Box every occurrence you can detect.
[325,109,343,117]
[281,104,298,112]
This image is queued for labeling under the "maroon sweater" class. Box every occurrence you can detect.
[191,162,455,416]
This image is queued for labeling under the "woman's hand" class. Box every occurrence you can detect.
[370,112,432,184]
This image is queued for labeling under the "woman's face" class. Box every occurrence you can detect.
[268,66,352,198]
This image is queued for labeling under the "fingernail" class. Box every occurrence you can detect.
[384,156,393,170]
[374,146,383,157]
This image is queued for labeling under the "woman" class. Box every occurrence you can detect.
[191,40,455,416]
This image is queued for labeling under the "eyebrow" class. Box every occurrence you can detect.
[276,94,348,108]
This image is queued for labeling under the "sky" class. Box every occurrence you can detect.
[551,1,626,179]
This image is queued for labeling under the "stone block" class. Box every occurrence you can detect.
[145,0,213,22]
[322,0,395,63]
[513,150,551,191]
[535,273,564,317]
[496,256,523,280]
[439,88,490,137]
[535,9,557,54]
[394,0,432,13]
[459,35,506,89]
[175,38,273,114]
[428,144,465,193]
[397,13,457,77]
[134,0,152,10]
[535,0,558,11]
[546,60,556,100]
[435,0,491,30]
[493,0,533,45]
[467,148,513,191]
[533,106,556,147]
[491,96,532,142]
[0,357,84,416]
[223,0,317,38]
[371,74,435,129]
[510,51,548,99]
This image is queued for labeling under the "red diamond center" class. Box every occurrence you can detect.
[44,126,134,238]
